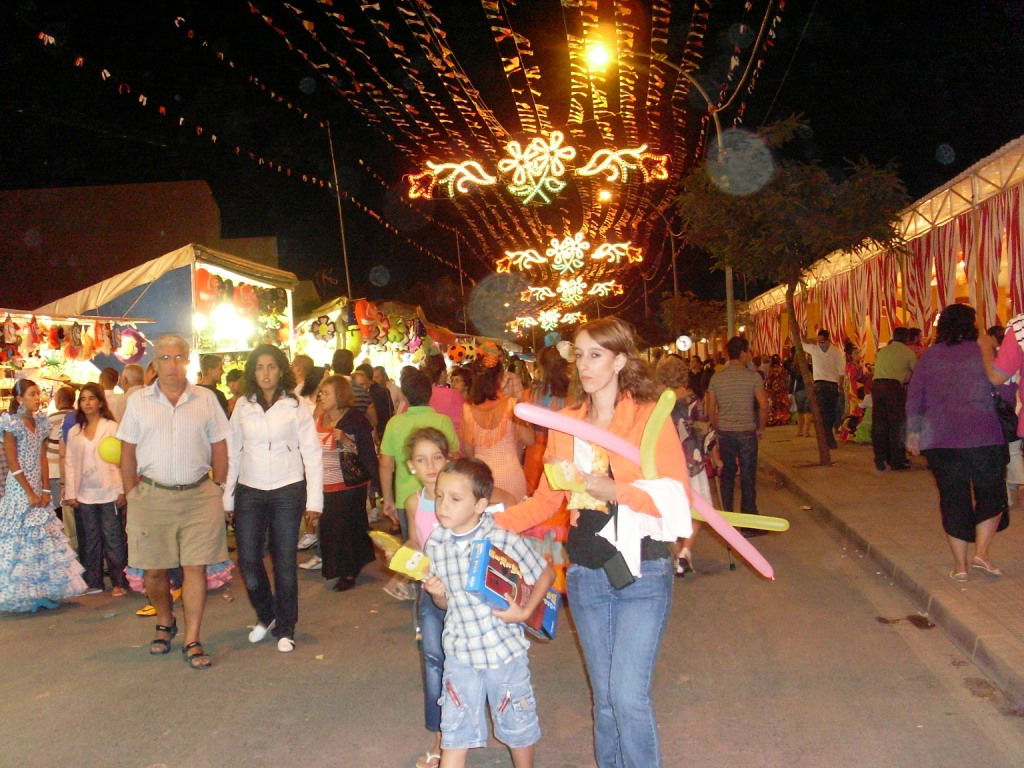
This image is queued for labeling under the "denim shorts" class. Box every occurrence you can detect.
[440,653,540,750]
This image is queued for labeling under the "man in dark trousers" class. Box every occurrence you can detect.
[871,327,916,471]
[705,336,768,525]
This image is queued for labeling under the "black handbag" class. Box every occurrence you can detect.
[992,387,1019,443]
[339,446,370,486]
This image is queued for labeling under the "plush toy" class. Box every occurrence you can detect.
[375,311,390,343]
[447,344,467,364]
[353,299,379,341]
[3,315,18,344]
[387,314,405,344]
[48,326,60,349]
[194,268,217,314]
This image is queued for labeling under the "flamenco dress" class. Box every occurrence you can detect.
[0,412,86,612]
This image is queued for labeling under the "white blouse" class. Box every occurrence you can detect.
[65,419,123,505]
[224,394,324,512]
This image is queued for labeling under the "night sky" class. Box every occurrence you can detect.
[3,0,1024,327]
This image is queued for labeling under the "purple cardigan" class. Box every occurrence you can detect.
[905,341,1003,450]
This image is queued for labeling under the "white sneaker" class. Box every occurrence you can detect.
[82,587,104,595]
[277,637,295,653]
[297,533,318,550]
[299,556,322,570]
[248,619,276,643]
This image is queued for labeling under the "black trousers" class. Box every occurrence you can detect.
[871,379,907,468]
[923,444,1009,542]
[813,381,840,434]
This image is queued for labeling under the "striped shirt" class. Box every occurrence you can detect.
[426,513,546,670]
[116,382,231,486]
[708,362,764,432]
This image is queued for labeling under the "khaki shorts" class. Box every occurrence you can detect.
[126,479,229,569]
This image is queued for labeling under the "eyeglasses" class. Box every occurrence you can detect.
[157,354,188,362]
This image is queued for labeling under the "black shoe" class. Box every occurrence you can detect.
[826,436,838,449]
[741,528,769,538]
[891,463,911,471]
[874,460,887,472]
[333,577,357,592]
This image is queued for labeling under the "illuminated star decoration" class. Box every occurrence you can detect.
[537,309,563,331]
[547,231,590,274]
[558,277,587,306]
[498,130,577,205]
[495,249,548,274]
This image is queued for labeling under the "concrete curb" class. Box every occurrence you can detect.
[761,453,1024,709]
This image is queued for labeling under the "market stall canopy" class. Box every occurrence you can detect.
[35,243,298,318]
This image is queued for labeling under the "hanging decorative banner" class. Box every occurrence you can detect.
[407,161,498,200]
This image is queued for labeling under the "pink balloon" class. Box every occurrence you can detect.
[690,491,775,581]
[513,401,775,580]
[514,403,640,464]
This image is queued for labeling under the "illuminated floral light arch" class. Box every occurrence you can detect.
[587,280,624,297]
[547,232,590,274]
[495,248,548,274]
[497,131,577,205]
[406,133,670,206]
[558,277,587,306]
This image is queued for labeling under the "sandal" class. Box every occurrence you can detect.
[415,751,441,768]
[149,621,178,654]
[182,641,212,669]
[971,557,1003,577]
[949,570,969,584]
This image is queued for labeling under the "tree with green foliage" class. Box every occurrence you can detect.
[674,121,908,465]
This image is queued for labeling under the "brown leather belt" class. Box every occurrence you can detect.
[139,475,208,492]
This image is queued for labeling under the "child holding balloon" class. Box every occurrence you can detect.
[63,382,128,596]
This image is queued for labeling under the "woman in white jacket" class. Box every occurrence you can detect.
[63,383,128,596]
[225,345,323,653]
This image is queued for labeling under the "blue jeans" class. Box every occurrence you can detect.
[567,558,673,768]
[78,501,128,589]
[418,583,446,733]
[233,481,306,639]
[718,430,759,515]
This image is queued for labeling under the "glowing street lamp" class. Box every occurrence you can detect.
[585,39,734,336]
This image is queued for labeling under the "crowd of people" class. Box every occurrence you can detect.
[2,302,1017,767]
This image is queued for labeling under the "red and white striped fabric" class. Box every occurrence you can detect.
[932,218,959,310]
[819,272,849,344]
[753,305,783,357]
[967,198,1003,328]
[1007,186,1024,315]
[904,235,932,328]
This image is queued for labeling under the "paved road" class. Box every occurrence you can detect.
[3,476,1024,767]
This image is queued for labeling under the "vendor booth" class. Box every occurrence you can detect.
[0,308,152,410]
[295,296,521,378]
[35,244,297,374]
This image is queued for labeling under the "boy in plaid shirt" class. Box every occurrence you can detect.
[423,458,554,768]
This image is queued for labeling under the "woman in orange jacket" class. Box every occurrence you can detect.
[495,317,689,768]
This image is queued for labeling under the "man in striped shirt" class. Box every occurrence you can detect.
[705,336,768,522]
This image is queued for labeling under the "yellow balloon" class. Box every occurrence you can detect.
[98,436,122,465]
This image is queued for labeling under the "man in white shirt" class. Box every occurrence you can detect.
[112,364,145,423]
[801,329,846,449]
[117,335,231,669]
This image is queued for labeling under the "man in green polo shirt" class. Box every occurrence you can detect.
[379,368,460,533]
[871,327,917,472]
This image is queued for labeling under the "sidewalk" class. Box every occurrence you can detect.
[759,426,1024,708]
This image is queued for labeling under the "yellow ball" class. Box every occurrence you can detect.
[98,436,122,465]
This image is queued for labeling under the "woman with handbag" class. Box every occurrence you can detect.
[315,375,378,592]
[907,304,1009,583]
[225,345,323,653]
[494,317,689,768]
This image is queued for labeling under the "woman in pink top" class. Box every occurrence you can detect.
[459,361,533,502]
[425,353,463,434]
